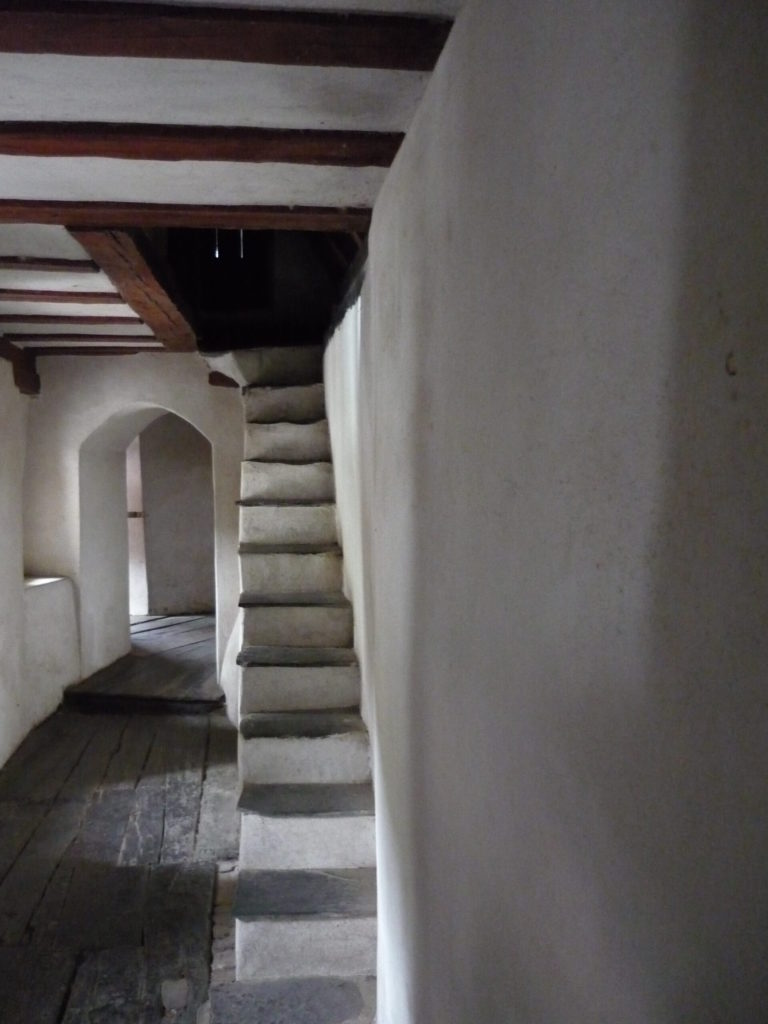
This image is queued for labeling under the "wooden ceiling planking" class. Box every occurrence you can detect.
[69,229,198,352]
[0,123,404,167]
[0,201,372,232]
[0,3,452,71]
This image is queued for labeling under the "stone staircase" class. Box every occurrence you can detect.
[208,347,376,1023]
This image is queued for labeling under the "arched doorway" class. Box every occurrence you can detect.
[72,404,222,711]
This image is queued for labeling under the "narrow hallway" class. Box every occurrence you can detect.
[0,704,239,1022]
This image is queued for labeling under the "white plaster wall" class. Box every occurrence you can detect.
[0,363,30,766]
[326,1,768,1020]
[141,413,216,615]
[22,578,80,722]
[23,353,241,691]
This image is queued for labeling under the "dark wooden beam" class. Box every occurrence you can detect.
[0,255,97,272]
[0,288,122,303]
[0,339,40,394]
[0,2,452,71]
[0,123,404,167]
[69,229,197,352]
[0,314,143,325]
[4,334,158,345]
[28,345,154,357]
[0,201,371,233]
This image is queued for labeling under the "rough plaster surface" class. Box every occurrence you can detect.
[140,413,215,615]
[325,1,768,1021]
[0,55,428,133]
[23,353,241,688]
[0,364,29,767]
[22,577,80,721]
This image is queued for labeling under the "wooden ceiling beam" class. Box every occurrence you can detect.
[0,201,371,233]
[0,123,404,168]
[0,338,40,394]
[27,345,157,357]
[69,229,198,352]
[0,314,143,325]
[0,288,122,303]
[4,334,157,345]
[0,2,451,71]
[0,255,97,272]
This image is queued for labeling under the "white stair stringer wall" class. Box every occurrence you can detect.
[224,347,376,1003]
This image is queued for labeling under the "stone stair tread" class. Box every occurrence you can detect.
[238,645,358,668]
[234,868,376,921]
[240,710,364,741]
[239,542,341,555]
[239,783,375,818]
[243,457,333,466]
[238,498,335,507]
[209,975,375,1024]
[239,591,351,609]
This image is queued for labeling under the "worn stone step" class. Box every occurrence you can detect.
[245,421,331,462]
[209,975,376,1024]
[206,346,324,387]
[244,382,326,425]
[239,712,370,785]
[241,460,334,502]
[239,784,375,870]
[237,645,358,668]
[234,869,376,982]
[240,503,337,547]
[240,548,343,598]
[242,596,353,648]
[240,660,360,713]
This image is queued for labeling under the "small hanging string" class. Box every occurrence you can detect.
[214,228,220,259]
[240,229,244,260]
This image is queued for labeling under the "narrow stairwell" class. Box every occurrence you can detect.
[210,347,376,1024]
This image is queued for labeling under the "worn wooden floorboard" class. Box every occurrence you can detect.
[0,706,239,1023]
[65,616,222,710]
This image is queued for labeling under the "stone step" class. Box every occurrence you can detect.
[239,784,375,870]
[209,975,376,1024]
[234,869,376,982]
[237,645,358,668]
[240,502,337,547]
[206,346,324,387]
[241,460,334,502]
[240,547,342,598]
[239,711,370,784]
[244,382,326,425]
[240,659,360,713]
[242,595,353,648]
[245,420,331,462]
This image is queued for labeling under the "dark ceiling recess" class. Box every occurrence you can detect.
[166,229,359,351]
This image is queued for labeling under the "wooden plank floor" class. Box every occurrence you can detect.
[0,708,239,1023]
[65,616,224,713]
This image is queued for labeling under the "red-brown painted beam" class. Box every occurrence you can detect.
[69,229,197,351]
[0,288,122,303]
[0,123,404,167]
[0,255,97,272]
[27,345,156,357]
[0,314,143,325]
[0,201,372,232]
[4,334,158,345]
[0,2,452,71]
